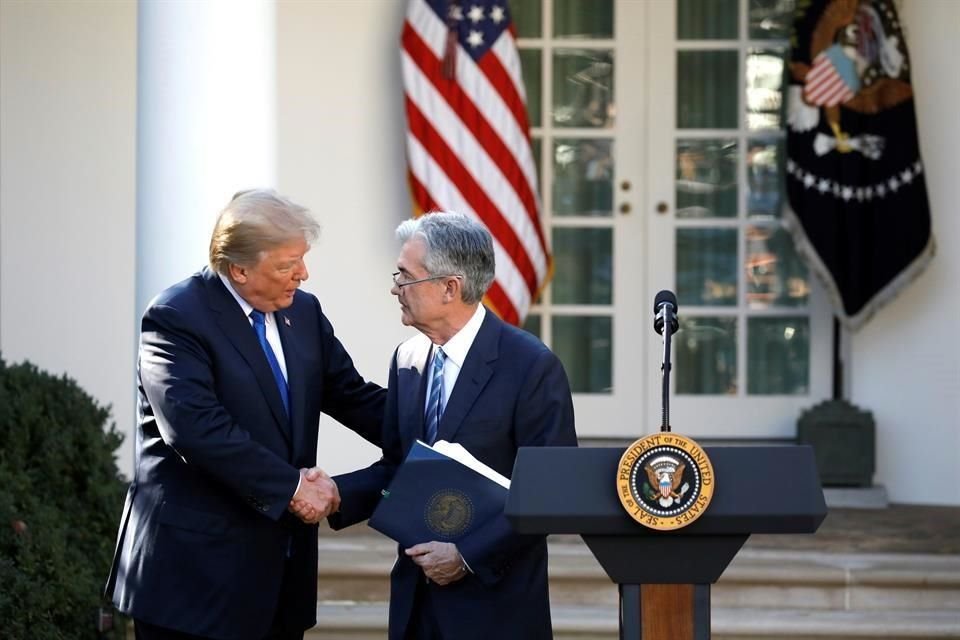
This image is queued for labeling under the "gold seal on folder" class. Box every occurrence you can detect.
[424,489,474,538]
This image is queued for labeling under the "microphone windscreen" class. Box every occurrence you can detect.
[653,289,678,313]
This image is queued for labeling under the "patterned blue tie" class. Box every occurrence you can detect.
[250,310,289,416]
[424,347,446,444]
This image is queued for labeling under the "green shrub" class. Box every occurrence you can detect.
[0,356,127,639]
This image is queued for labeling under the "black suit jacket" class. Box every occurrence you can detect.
[106,268,385,639]
[332,309,577,640]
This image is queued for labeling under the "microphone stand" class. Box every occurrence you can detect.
[660,309,673,433]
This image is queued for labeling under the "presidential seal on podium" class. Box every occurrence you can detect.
[617,432,715,531]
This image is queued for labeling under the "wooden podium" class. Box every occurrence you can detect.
[505,445,826,640]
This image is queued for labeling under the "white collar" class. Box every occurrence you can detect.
[436,304,486,368]
[218,272,261,321]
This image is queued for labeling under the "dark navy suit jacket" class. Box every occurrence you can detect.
[332,309,577,640]
[106,268,385,639]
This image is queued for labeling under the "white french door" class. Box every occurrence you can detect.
[516,0,830,440]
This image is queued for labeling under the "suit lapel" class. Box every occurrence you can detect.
[203,270,292,448]
[395,334,432,453]
[437,311,500,443]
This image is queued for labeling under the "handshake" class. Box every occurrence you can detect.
[288,467,339,524]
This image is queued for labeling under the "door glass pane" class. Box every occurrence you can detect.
[746,48,786,131]
[553,49,615,128]
[512,0,542,38]
[552,227,613,304]
[676,316,737,395]
[553,139,613,216]
[748,0,796,40]
[677,51,738,129]
[747,138,784,219]
[520,49,542,128]
[676,139,738,219]
[523,313,542,339]
[531,137,543,196]
[678,0,738,40]
[554,0,613,39]
[745,226,809,308]
[553,315,612,393]
[676,228,737,306]
[747,317,809,394]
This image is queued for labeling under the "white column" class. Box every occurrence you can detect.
[136,0,276,316]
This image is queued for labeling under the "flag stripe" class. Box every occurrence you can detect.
[407,147,528,321]
[405,96,540,295]
[402,21,545,260]
[402,0,549,325]
[485,281,520,325]
[402,52,546,281]
[406,3,540,210]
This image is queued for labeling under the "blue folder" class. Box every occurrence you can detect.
[368,441,508,548]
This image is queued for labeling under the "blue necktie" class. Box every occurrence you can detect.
[424,348,446,444]
[250,310,289,416]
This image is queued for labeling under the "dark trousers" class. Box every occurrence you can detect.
[134,619,304,640]
[403,579,443,640]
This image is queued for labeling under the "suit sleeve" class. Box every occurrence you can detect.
[455,347,577,586]
[314,300,387,448]
[139,303,300,520]
[328,348,404,530]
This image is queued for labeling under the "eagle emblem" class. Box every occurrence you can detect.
[789,0,911,159]
[643,455,690,508]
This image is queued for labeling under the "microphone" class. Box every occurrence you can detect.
[653,290,679,336]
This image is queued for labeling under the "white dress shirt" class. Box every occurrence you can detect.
[424,304,486,416]
[218,273,288,380]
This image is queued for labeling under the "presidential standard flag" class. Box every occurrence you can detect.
[785,0,935,329]
[401,0,550,325]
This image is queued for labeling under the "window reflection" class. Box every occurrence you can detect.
[553,315,612,394]
[554,0,614,39]
[676,317,737,395]
[747,317,809,394]
[676,228,738,306]
[553,49,615,128]
[553,139,613,216]
[552,227,613,304]
[746,49,786,130]
[746,138,783,219]
[676,139,738,218]
[745,226,809,308]
[678,50,739,129]
[748,0,796,40]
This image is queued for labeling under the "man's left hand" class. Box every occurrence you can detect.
[405,541,468,586]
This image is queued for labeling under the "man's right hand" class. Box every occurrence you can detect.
[288,467,340,524]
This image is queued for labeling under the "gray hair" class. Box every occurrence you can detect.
[209,189,320,274]
[396,211,495,305]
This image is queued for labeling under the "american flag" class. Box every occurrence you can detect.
[401,0,549,325]
[803,44,860,107]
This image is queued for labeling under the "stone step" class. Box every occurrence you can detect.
[307,602,960,640]
[318,534,960,613]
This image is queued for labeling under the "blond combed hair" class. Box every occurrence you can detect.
[209,189,320,274]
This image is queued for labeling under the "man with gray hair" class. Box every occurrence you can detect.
[326,211,578,639]
[106,189,386,640]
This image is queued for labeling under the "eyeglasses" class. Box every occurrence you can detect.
[391,272,462,289]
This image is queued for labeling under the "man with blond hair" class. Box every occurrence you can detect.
[106,189,385,640]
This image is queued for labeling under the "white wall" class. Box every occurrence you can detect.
[850,0,960,505]
[0,0,137,474]
[276,0,413,475]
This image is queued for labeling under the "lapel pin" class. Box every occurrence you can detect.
[284,316,291,327]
